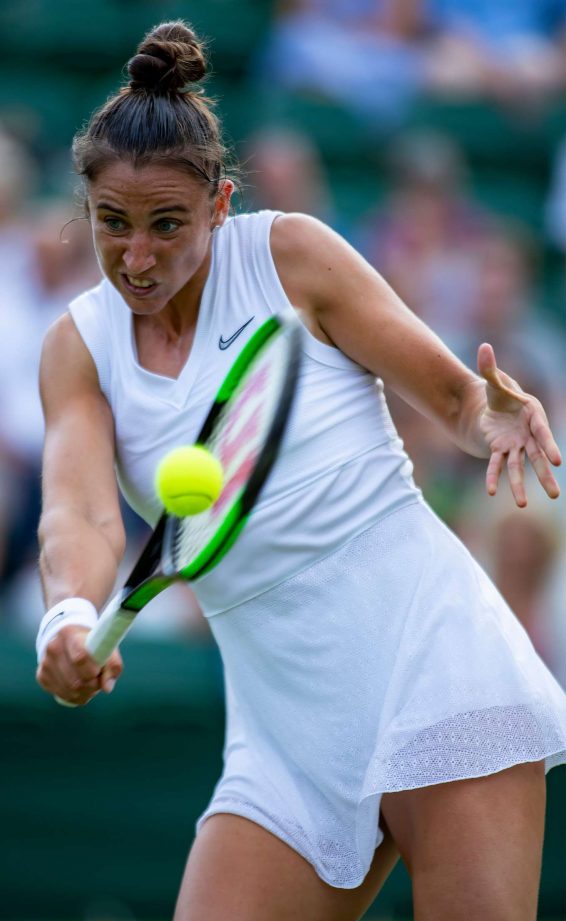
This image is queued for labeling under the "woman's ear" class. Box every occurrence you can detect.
[211,179,235,230]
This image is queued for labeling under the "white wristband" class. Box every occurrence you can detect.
[36,597,98,663]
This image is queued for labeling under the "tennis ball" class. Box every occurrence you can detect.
[155,445,224,516]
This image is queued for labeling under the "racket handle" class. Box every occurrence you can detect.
[85,589,138,665]
[54,590,137,708]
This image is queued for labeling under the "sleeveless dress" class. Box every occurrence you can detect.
[69,210,566,889]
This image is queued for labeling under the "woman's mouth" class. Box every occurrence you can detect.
[122,274,158,296]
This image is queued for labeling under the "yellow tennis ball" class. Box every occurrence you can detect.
[155,446,224,516]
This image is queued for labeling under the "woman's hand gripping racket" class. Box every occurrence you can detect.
[58,311,302,703]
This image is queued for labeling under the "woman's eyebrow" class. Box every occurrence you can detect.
[151,205,191,215]
[96,202,126,214]
[95,203,191,215]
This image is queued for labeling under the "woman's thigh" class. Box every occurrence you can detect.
[174,813,399,921]
[380,760,546,921]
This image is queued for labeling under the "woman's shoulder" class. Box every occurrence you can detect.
[269,212,350,285]
[66,278,120,395]
[40,310,100,389]
[223,210,331,267]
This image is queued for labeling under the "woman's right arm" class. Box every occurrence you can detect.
[36,314,126,706]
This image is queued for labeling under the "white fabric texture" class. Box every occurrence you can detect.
[199,501,566,887]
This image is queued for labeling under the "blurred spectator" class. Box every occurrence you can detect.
[242,126,336,225]
[426,0,566,107]
[492,508,560,665]
[361,132,564,408]
[0,201,100,602]
[385,387,475,527]
[454,223,565,423]
[256,0,566,131]
[457,476,565,680]
[360,130,491,342]
[0,127,39,584]
[2,201,100,461]
[255,0,429,127]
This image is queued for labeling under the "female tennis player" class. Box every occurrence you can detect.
[35,20,566,921]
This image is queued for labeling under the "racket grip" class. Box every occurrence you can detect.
[84,590,138,666]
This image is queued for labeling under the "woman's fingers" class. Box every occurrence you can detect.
[100,651,123,694]
[485,450,505,497]
[528,407,562,468]
[477,342,498,385]
[36,625,123,706]
[506,447,527,508]
[526,437,561,500]
[477,342,529,409]
[486,440,561,506]
[478,343,562,506]
[36,656,100,706]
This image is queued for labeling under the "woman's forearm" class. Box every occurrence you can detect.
[38,506,125,610]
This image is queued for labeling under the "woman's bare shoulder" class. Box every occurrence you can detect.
[40,311,104,418]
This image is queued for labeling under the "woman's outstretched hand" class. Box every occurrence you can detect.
[477,343,561,507]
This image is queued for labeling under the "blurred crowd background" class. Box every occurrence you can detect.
[0,0,565,679]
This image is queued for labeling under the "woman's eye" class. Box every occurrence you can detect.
[103,216,126,232]
[155,219,180,234]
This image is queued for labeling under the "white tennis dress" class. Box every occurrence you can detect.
[70,210,566,888]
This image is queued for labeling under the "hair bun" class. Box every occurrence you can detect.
[127,21,207,94]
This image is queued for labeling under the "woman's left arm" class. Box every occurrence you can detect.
[270,213,561,507]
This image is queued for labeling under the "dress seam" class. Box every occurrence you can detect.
[205,497,424,618]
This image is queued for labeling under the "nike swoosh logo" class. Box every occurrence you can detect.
[39,609,68,637]
[219,316,255,350]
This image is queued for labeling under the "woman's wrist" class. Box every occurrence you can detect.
[36,597,98,663]
[454,377,490,459]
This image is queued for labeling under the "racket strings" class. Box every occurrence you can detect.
[169,335,290,573]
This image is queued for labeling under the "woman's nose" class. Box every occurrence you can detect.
[123,235,156,274]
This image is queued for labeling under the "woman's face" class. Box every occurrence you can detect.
[88,159,233,315]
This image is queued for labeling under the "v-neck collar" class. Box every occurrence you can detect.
[126,231,218,408]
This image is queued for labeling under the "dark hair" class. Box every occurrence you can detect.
[73,21,234,192]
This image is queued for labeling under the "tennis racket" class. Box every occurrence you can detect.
[67,310,302,682]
